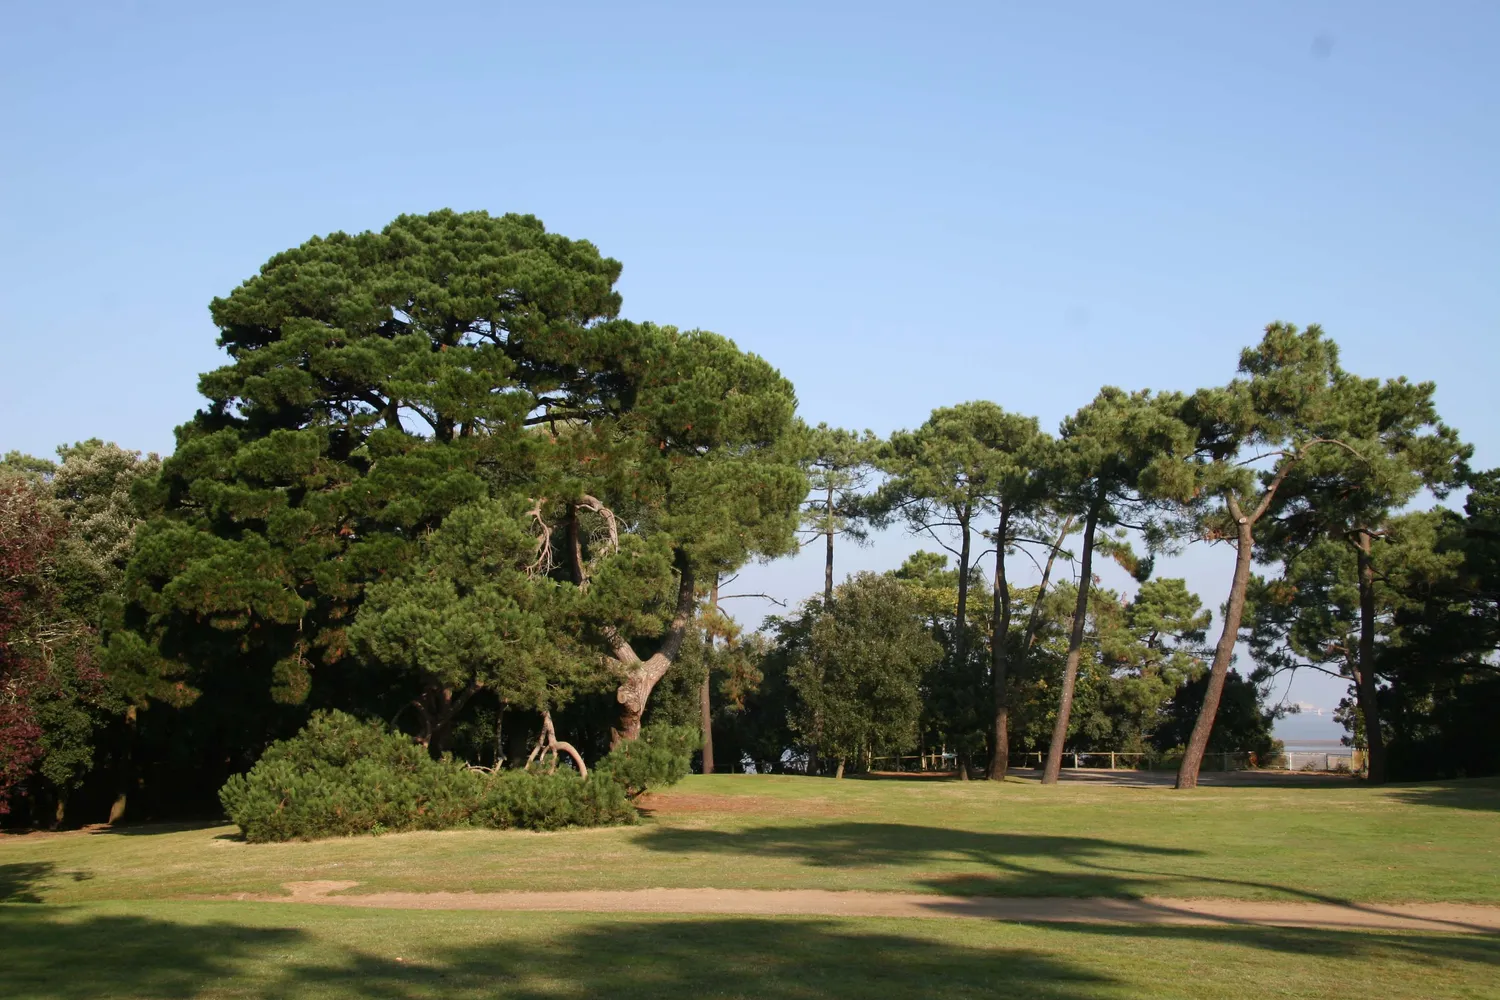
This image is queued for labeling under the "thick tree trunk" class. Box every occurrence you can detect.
[824,483,835,603]
[988,508,1013,781]
[108,704,137,825]
[1176,509,1256,789]
[1042,505,1099,785]
[611,554,696,745]
[1352,532,1388,784]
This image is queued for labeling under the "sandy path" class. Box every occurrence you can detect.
[205,882,1500,934]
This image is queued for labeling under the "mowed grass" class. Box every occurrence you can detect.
[3,901,1499,1000]
[4,774,1498,906]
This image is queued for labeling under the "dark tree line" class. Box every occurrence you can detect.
[1,211,1493,826]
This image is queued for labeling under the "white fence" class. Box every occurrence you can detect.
[1268,750,1362,773]
[869,749,1365,774]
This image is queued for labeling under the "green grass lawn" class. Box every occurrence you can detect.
[3,900,1497,999]
[4,774,1499,905]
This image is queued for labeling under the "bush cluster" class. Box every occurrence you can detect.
[595,723,698,798]
[219,711,676,843]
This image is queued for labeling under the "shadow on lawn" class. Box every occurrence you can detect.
[636,822,1370,905]
[1388,779,1500,813]
[1,907,1496,1000]
[90,819,232,837]
[0,862,92,903]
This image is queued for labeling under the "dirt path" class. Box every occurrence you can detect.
[207,882,1500,934]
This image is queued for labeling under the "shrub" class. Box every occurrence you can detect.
[595,723,698,798]
[474,769,635,830]
[219,711,638,842]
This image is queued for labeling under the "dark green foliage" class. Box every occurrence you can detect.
[785,573,943,770]
[219,711,636,842]
[595,724,698,798]
[1154,672,1279,759]
[472,769,635,831]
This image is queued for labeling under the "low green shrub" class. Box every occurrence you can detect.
[219,711,688,842]
[596,723,699,798]
[473,769,634,830]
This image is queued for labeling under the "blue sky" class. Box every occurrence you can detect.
[3,1,1496,728]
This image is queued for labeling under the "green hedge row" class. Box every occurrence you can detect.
[219,711,695,843]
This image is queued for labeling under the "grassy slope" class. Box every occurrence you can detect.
[4,774,1499,905]
[3,901,1498,1000]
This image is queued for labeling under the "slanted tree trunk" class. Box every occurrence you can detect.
[1042,505,1099,785]
[824,483,836,603]
[1176,507,1255,789]
[1351,531,1388,784]
[610,552,697,745]
[988,508,1014,781]
[1176,456,1312,790]
[108,703,137,825]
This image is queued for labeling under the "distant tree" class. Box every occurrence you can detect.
[800,424,879,602]
[1042,388,1193,784]
[1095,578,1211,751]
[890,550,989,766]
[0,482,63,815]
[1170,324,1378,789]
[1153,671,1278,761]
[973,412,1053,780]
[0,443,161,824]
[786,573,942,777]
[1378,472,1500,777]
[1260,363,1469,783]
[876,402,1044,776]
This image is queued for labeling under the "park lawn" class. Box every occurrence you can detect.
[2,900,1498,1000]
[2,774,1498,906]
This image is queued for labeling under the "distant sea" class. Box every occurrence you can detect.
[1274,712,1350,753]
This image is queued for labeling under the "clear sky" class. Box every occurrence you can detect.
[3,1,1496,729]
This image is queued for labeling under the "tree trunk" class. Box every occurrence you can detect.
[1352,531,1388,784]
[824,483,835,603]
[1042,505,1099,785]
[1176,510,1257,789]
[988,508,1013,781]
[699,675,715,774]
[415,682,479,755]
[954,504,972,673]
[108,703,137,825]
[611,553,696,745]
[701,576,718,774]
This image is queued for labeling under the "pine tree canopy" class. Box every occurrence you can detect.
[116,210,806,739]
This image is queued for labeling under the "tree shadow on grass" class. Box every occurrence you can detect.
[0,862,92,903]
[3,906,1497,1000]
[90,819,233,836]
[636,822,1378,906]
[1388,779,1500,813]
[0,907,304,999]
[639,822,1213,898]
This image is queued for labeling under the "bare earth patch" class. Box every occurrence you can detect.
[206,882,1500,934]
